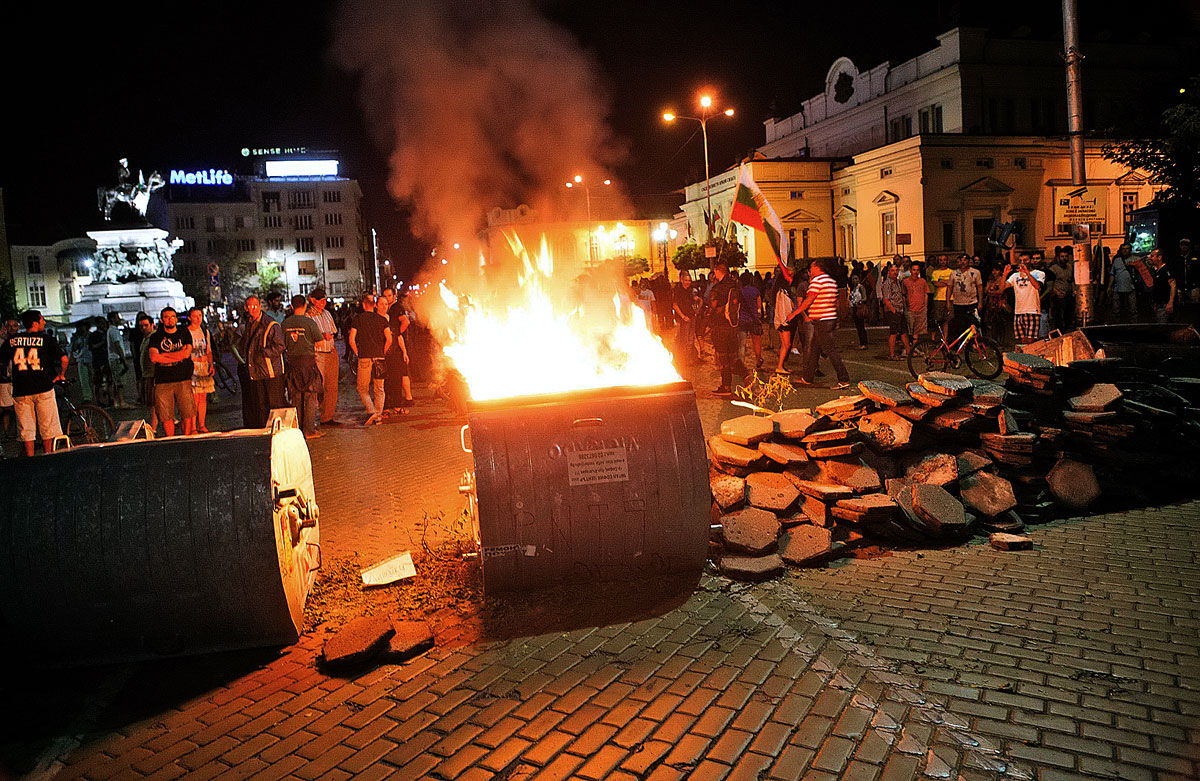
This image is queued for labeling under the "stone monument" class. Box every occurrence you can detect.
[71,158,193,322]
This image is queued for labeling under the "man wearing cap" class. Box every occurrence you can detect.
[306,286,341,425]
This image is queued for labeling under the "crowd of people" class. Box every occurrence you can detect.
[0,285,425,455]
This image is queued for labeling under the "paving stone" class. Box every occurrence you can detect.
[970,379,1008,405]
[1047,458,1101,509]
[746,472,801,512]
[803,428,857,446]
[924,408,975,432]
[817,458,882,494]
[808,443,864,459]
[857,411,913,452]
[911,483,967,534]
[816,395,874,420]
[779,526,835,566]
[380,620,435,664]
[1004,352,1055,374]
[710,468,746,511]
[857,380,914,407]
[955,450,993,478]
[894,403,936,422]
[789,479,854,502]
[918,372,974,397]
[959,472,1017,518]
[835,493,898,521]
[906,383,953,407]
[1062,410,1118,423]
[800,494,834,526]
[771,409,821,438]
[721,507,782,555]
[978,432,1036,453]
[904,454,958,487]
[1068,383,1122,412]
[720,414,775,446]
[712,458,756,477]
[998,409,1019,434]
[709,435,764,467]
[322,615,395,669]
[990,533,1033,551]
[758,441,810,466]
[720,554,784,581]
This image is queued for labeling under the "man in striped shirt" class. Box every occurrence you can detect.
[306,287,342,426]
[791,257,850,389]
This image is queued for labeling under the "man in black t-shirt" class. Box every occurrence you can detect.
[348,293,392,425]
[148,307,196,436]
[1148,249,1177,324]
[0,310,67,455]
[282,295,326,438]
[380,287,413,411]
[671,270,699,365]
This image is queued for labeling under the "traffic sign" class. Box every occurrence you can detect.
[207,262,220,275]
[209,274,220,286]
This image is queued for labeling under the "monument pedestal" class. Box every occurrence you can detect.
[73,224,192,323]
[72,279,192,322]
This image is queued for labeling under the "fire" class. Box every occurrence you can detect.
[436,235,681,400]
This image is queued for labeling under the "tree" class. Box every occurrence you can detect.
[0,279,18,320]
[670,238,748,271]
[256,263,288,299]
[1103,75,1200,208]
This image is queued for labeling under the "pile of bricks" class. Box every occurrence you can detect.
[708,354,1200,580]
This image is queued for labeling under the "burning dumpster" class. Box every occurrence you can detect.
[0,422,320,666]
[462,381,710,592]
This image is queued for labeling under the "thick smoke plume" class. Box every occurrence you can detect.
[332,0,626,250]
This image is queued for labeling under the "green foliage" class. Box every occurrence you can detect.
[256,263,289,299]
[0,279,18,320]
[1102,75,1200,208]
[733,372,799,413]
[624,256,650,277]
[671,238,748,271]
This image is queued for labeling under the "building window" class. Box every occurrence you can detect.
[324,212,343,226]
[288,190,314,209]
[297,259,317,276]
[328,281,345,296]
[27,258,42,275]
[940,159,953,170]
[205,216,227,233]
[264,238,285,252]
[789,191,803,200]
[322,190,342,204]
[841,187,851,195]
[327,257,347,271]
[294,215,313,230]
[263,214,283,229]
[1013,158,1027,170]
[181,240,198,254]
[206,239,220,253]
[880,167,892,178]
[28,282,47,308]
[296,237,315,253]
[942,220,956,250]
[175,216,195,230]
[299,281,314,295]
[919,104,943,134]
[325,235,345,249]
[976,158,994,169]
[1123,191,1139,228]
[837,224,856,260]
[888,115,912,143]
[262,192,281,213]
[881,211,896,256]
[237,216,254,230]
[236,239,256,253]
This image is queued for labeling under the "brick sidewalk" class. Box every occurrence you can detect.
[2,337,1198,780]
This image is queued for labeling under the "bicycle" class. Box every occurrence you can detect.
[908,319,1003,380]
[213,356,238,395]
[55,379,116,444]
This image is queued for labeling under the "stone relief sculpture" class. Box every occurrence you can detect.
[91,239,178,283]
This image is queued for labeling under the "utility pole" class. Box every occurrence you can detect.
[1063,0,1093,325]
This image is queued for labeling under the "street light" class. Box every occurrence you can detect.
[652,221,679,274]
[663,92,735,242]
[565,175,612,265]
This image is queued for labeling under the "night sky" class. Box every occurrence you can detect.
[3,0,1196,279]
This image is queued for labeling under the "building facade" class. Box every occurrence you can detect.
[165,152,370,304]
[8,239,96,320]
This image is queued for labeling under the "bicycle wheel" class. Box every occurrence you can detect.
[67,403,116,444]
[965,336,1004,379]
[908,344,955,379]
[214,360,238,395]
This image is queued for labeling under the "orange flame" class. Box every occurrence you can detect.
[437,235,681,400]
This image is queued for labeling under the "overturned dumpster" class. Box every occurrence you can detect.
[1020,323,1200,372]
[0,421,320,666]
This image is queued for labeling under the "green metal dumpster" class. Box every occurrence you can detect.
[0,424,320,666]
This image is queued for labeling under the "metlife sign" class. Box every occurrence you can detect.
[169,168,234,186]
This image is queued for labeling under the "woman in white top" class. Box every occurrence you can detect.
[187,307,215,433]
[772,274,796,375]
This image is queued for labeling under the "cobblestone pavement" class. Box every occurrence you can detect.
[2,330,1198,780]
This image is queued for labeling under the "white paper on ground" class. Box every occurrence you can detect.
[361,551,417,586]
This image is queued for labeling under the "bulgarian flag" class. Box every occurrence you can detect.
[728,163,792,282]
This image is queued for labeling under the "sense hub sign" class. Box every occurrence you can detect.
[169,169,234,186]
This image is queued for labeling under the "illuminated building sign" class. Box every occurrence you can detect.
[169,169,234,186]
[264,160,339,178]
[242,146,308,157]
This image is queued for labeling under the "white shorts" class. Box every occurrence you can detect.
[14,388,62,442]
[0,381,12,407]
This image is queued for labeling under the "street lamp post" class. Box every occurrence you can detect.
[663,94,735,244]
[651,222,679,275]
[565,175,611,265]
